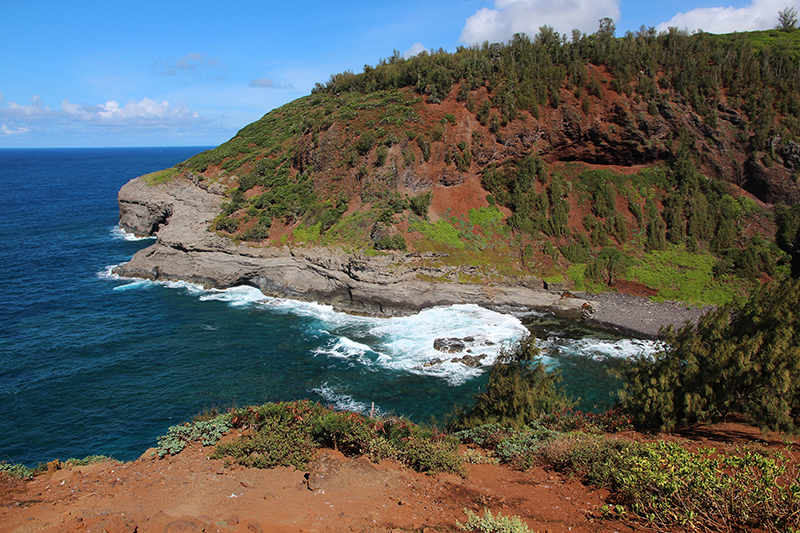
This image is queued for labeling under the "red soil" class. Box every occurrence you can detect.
[2,420,797,533]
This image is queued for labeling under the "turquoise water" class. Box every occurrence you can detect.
[0,147,656,467]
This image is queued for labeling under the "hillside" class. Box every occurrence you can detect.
[128,27,800,309]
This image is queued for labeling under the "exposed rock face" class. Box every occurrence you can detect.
[114,175,594,318]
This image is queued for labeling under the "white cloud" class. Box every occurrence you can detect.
[0,95,207,140]
[1,95,56,119]
[1,124,29,135]
[656,0,799,33]
[403,42,428,58]
[248,77,294,89]
[153,52,229,80]
[460,0,620,44]
[59,97,201,126]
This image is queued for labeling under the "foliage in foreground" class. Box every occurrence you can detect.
[0,455,114,480]
[156,400,463,475]
[449,335,575,431]
[457,508,533,533]
[619,277,800,432]
[457,423,800,532]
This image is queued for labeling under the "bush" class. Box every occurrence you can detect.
[457,508,533,533]
[156,414,233,457]
[559,242,590,263]
[450,335,575,430]
[409,191,432,219]
[457,422,800,531]
[374,234,407,251]
[619,278,800,432]
[0,462,36,479]
[157,401,463,474]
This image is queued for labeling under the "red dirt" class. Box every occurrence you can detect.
[0,445,630,533]
[3,420,798,533]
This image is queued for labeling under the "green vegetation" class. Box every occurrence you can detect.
[142,168,178,186]
[627,245,735,305]
[619,277,800,432]
[0,455,115,480]
[138,22,799,306]
[457,423,800,532]
[155,416,233,457]
[156,401,463,475]
[449,335,575,430]
[457,508,533,533]
[410,219,466,250]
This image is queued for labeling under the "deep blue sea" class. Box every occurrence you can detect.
[0,147,656,467]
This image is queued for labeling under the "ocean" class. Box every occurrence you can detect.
[0,147,656,467]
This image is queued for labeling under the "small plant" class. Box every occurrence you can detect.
[409,191,432,219]
[155,414,233,458]
[0,462,36,479]
[457,508,533,533]
[461,448,500,465]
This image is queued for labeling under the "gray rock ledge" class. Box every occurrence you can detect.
[114,174,706,335]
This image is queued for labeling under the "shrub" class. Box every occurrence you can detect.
[0,462,36,479]
[457,422,800,531]
[374,234,407,251]
[409,191,432,219]
[213,215,239,234]
[457,508,533,533]
[158,402,463,474]
[156,414,233,457]
[450,335,575,430]
[213,413,317,469]
[559,242,590,263]
[619,278,800,432]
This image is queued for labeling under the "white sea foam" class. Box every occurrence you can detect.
[97,269,656,385]
[311,336,380,369]
[196,285,267,306]
[97,264,123,281]
[110,226,155,241]
[312,382,380,414]
[537,335,661,362]
[288,303,529,386]
[99,264,153,290]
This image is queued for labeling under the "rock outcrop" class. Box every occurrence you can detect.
[114,175,594,318]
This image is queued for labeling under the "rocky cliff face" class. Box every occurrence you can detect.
[115,175,592,317]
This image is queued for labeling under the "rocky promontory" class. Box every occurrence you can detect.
[115,174,705,336]
[115,174,596,317]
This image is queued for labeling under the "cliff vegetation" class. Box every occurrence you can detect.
[144,24,800,306]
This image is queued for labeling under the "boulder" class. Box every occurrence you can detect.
[433,338,466,353]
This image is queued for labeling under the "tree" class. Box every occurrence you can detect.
[619,278,800,432]
[586,247,633,285]
[776,7,798,30]
[450,335,575,430]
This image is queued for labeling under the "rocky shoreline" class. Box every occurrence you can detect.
[115,175,707,338]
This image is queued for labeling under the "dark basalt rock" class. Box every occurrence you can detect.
[450,354,487,367]
[433,338,466,353]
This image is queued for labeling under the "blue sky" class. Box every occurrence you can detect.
[1,0,797,148]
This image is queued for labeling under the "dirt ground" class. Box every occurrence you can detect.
[1,420,795,533]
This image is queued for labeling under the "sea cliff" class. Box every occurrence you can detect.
[115,174,592,317]
[114,174,705,336]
